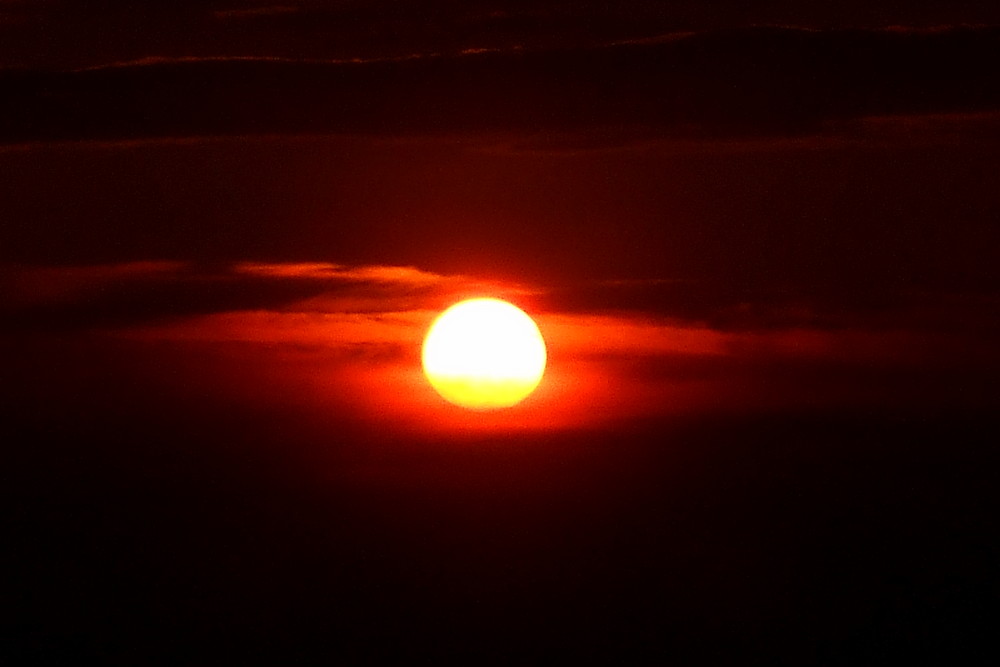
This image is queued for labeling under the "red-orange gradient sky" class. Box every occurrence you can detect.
[3,4,1000,664]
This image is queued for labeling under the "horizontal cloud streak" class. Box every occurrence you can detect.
[3,26,1000,145]
[0,260,535,330]
[5,260,998,339]
[233,261,452,287]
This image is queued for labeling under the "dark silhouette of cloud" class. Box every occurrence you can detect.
[3,26,1000,145]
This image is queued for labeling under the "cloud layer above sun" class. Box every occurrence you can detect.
[3,25,1000,146]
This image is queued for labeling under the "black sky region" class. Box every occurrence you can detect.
[3,3,999,665]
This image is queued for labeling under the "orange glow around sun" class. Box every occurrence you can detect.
[422,298,547,410]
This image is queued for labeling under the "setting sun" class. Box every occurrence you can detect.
[422,298,547,410]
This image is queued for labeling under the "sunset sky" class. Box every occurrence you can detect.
[3,2,999,664]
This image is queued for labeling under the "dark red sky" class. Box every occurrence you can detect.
[3,3,999,665]
[4,1,1000,68]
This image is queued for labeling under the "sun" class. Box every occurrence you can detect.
[422,298,547,410]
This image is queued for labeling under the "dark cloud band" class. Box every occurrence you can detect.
[3,26,999,144]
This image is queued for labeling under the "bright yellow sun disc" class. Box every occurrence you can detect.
[422,298,547,410]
